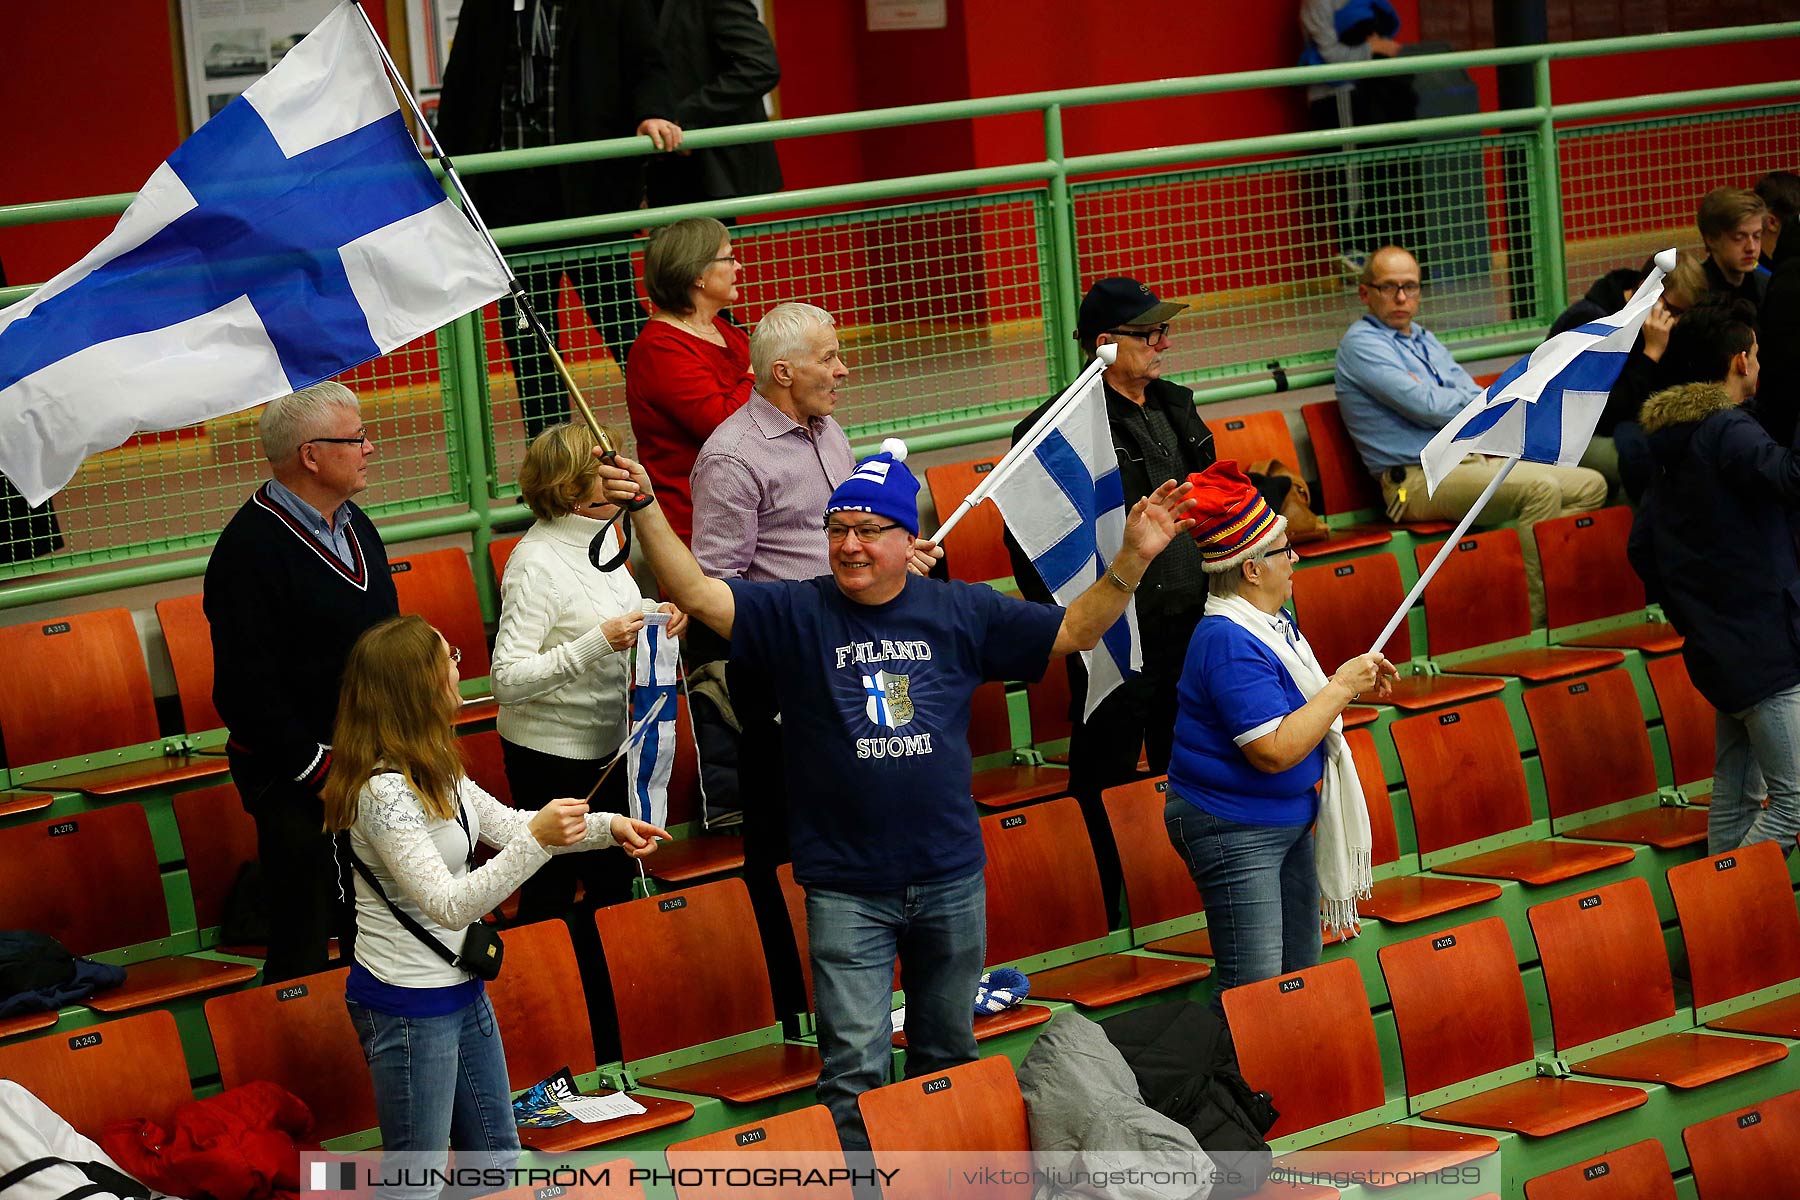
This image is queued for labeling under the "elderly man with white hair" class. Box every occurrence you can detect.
[204,380,398,983]
[687,301,941,1020]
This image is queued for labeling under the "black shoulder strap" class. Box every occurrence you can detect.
[0,1158,149,1200]
[349,828,462,971]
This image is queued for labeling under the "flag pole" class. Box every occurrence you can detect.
[932,343,1117,545]
[1366,455,1519,654]
[347,0,611,448]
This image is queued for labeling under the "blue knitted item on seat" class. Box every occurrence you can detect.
[973,967,1030,1016]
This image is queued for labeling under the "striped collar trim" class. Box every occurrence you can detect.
[251,483,371,591]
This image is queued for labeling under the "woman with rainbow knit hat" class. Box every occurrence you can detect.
[1165,460,1397,1013]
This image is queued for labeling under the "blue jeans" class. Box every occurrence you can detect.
[1164,797,1320,1012]
[805,868,986,1152]
[347,994,519,1200]
[1710,682,1800,856]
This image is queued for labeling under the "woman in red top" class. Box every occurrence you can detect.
[625,217,753,543]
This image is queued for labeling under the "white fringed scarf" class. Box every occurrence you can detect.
[1202,592,1373,934]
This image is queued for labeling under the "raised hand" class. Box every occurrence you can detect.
[1122,479,1198,561]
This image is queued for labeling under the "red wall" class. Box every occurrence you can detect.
[0,4,392,287]
[3,2,1792,300]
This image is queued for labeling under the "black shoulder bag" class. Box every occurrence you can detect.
[349,802,506,981]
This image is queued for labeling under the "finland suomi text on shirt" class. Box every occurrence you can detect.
[833,637,936,668]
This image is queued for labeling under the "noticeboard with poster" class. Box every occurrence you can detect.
[406,0,461,133]
[178,0,342,129]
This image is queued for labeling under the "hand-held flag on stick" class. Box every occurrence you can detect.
[933,344,1136,718]
[628,616,681,830]
[1418,248,1677,496]
[0,1,510,506]
[1366,248,1677,654]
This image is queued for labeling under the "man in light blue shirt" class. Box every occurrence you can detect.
[1335,246,1607,625]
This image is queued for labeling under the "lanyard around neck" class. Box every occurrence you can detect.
[1363,315,1446,387]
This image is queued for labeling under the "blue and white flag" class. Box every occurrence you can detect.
[989,371,1138,719]
[1420,249,1676,496]
[0,1,510,505]
[627,615,681,829]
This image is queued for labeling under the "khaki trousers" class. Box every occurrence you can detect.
[1381,455,1608,627]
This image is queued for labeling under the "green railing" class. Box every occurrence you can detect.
[1,20,1795,612]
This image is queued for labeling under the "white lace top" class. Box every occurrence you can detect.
[349,771,619,988]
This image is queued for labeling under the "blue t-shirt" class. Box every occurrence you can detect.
[727,575,1063,891]
[1167,613,1324,827]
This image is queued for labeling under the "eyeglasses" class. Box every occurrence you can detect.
[1258,543,1299,562]
[305,430,371,447]
[1107,323,1171,346]
[448,646,462,665]
[823,520,905,543]
[710,254,740,265]
[1368,282,1422,298]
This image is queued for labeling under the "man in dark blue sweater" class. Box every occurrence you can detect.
[204,381,397,983]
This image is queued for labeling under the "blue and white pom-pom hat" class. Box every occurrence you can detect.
[824,437,920,537]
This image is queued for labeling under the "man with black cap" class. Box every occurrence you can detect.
[1005,277,1238,926]
[596,437,1196,1152]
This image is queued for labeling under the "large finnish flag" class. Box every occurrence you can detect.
[990,371,1138,719]
[1420,250,1675,496]
[0,2,510,505]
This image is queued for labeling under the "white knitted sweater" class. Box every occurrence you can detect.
[492,514,648,759]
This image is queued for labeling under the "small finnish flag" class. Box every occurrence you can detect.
[990,370,1138,718]
[308,1161,358,1192]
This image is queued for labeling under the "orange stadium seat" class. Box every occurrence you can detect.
[155,593,223,734]
[488,533,522,585]
[1647,654,1716,804]
[0,1009,192,1140]
[595,878,821,1102]
[1102,777,1208,955]
[1390,698,1635,886]
[1345,727,1501,925]
[389,547,497,725]
[1528,877,1785,1088]
[1523,668,1707,848]
[1224,958,1498,1172]
[665,1106,851,1200]
[486,919,694,1151]
[858,1056,1034,1200]
[171,781,261,946]
[0,607,226,794]
[1533,508,1681,653]
[1378,916,1647,1136]
[1667,841,1800,1038]
[1299,401,1454,534]
[1682,1088,1800,1200]
[982,796,1209,1007]
[0,805,257,1011]
[1523,1139,1675,1200]
[923,457,1013,585]
[1290,552,1504,710]
[205,967,378,1142]
[458,728,513,806]
[967,681,1069,809]
[1415,529,1624,681]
